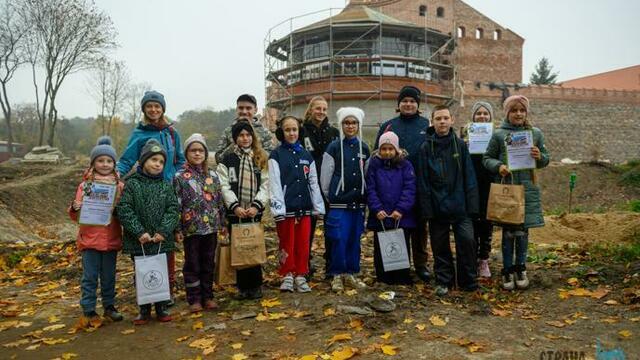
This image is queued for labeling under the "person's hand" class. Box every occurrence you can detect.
[219,227,228,238]
[139,233,152,244]
[530,146,541,160]
[152,233,165,243]
[376,210,388,221]
[246,206,258,218]
[72,200,82,211]
[175,232,184,244]
[499,165,510,177]
[234,207,247,218]
[390,210,403,221]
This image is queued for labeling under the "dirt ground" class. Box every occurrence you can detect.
[0,162,638,360]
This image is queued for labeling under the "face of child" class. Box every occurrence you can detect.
[236,129,253,148]
[341,116,359,138]
[507,103,527,126]
[93,155,114,176]
[236,101,256,121]
[143,154,165,176]
[399,97,418,116]
[311,100,328,123]
[473,106,491,123]
[186,142,206,167]
[282,118,299,144]
[379,143,397,160]
[432,109,454,136]
[144,102,163,123]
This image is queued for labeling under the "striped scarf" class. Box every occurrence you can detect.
[234,145,257,208]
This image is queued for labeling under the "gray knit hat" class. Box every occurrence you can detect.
[471,101,494,121]
[140,90,166,112]
[139,139,167,166]
[90,136,117,164]
[183,133,209,160]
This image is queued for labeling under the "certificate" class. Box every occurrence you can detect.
[79,183,117,226]
[505,130,535,171]
[468,122,493,154]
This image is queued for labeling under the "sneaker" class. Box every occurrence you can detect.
[331,275,343,292]
[133,305,152,326]
[248,287,264,299]
[189,302,203,313]
[280,274,294,292]
[203,299,218,310]
[515,265,529,289]
[435,285,449,296]
[478,259,491,278]
[295,276,312,293]
[343,274,366,290]
[415,266,431,283]
[502,268,515,291]
[154,303,172,322]
[103,305,123,322]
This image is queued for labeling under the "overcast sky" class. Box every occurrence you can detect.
[7,0,640,119]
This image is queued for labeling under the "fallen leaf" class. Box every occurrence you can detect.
[255,313,268,321]
[3,339,29,348]
[121,329,135,335]
[349,319,363,331]
[415,324,426,331]
[546,321,566,328]
[521,314,540,320]
[42,337,71,345]
[429,315,447,327]
[231,343,243,350]
[61,353,78,359]
[240,330,252,336]
[402,318,414,324]
[48,315,61,323]
[604,300,619,305]
[381,344,398,355]
[490,308,512,317]
[189,338,215,349]
[192,321,204,330]
[176,335,191,342]
[43,324,66,331]
[630,317,640,322]
[260,298,282,308]
[380,332,391,340]
[26,344,41,351]
[328,333,352,345]
[324,308,336,316]
[276,326,285,331]
[189,313,203,319]
[88,316,102,329]
[300,355,318,360]
[203,346,216,356]
[619,330,632,338]
[601,317,620,324]
[344,289,357,296]
[268,312,288,320]
[331,347,356,360]
[293,311,309,318]
[567,277,579,286]
[232,354,248,360]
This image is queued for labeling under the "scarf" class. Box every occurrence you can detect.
[234,145,257,208]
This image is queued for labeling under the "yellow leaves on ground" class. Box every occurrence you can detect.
[330,347,357,360]
[324,308,336,317]
[176,335,191,342]
[299,355,319,360]
[380,332,392,340]
[61,353,79,359]
[415,324,426,331]
[121,329,135,335]
[380,344,398,355]
[189,337,216,356]
[327,333,352,345]
[42,324,66,331]
[490,308,512,317]
[3,339,29,348]
[256,310,289,322]
[189,313,203,319]
[566,277,579,286]
[618,330,633,338]
[231,343,243,349]
[402,318,413,324]
[240,330,252,336]
[48,315,61,323]
[344,290,357,297]
[0,320,31,332]
[192,321,204,330]
[450,338,485,353]
[42,337,71,345]
[348,319,363,331]
[558,287,610,300]
[545,321,567,328]
[260,298,282,308]
[231,354,248,360]
[601,317,620,324]
[429,315,447,327]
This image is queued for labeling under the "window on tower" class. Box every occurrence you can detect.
[437,7,445,17]
[419,5,426,16]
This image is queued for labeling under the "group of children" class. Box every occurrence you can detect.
[69,88,549,325]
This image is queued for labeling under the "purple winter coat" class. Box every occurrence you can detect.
[366,154,417,231]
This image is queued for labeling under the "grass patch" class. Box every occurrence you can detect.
[586,234,640,264]
[628,199,640,213]
[6,250,29,268]
[617,159,640,188]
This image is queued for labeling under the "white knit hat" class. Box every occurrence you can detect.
[335,107,365,195]
[183,133,209,160]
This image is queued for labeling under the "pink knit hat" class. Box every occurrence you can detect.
[379,131,400,152]
[503,95,530,116]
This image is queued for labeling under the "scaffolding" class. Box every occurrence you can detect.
[263,6,455,127]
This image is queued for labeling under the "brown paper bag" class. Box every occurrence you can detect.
[230,222,267,268]
[215,244,236,285]
[486,181,525,225]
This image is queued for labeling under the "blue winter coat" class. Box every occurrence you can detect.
[320,137,370,209]
[374,113,430,168]
[417,127,479,221]
[365,153,417,231]
[117,122,186,182]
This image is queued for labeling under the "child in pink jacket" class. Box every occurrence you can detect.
[68,136,124,322]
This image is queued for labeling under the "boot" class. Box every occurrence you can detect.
[154,302,172,322]
[103,305,124,322]
[514,264,529,289]
[133,305,151,325]
[502,267,515,291]
[478,259,491,278]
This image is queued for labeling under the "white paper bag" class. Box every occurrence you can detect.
[134,251,171,305]
[377,227,410,272]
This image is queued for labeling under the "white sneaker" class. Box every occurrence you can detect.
[478,259,491,278]
[515,270,529,289]
[331,275,343,292]
[502,272,515,291]
[343,274,366,290]
[294,276,311,293]
[280,274,294,292]
[435,285,449,296]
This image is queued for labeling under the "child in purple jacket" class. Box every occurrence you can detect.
[366,131,416,285]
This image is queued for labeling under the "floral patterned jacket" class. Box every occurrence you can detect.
[173,164,226,237]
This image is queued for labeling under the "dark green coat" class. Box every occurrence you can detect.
[116,171,179,255]
[482,120,550,229]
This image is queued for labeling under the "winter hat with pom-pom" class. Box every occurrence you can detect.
[90,136,117,164]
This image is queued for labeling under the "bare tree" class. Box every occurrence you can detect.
[88,57,109,135]
[16,0,117,146]
[0,0,28,155]
[125,82,152,124]
[105,61,129,136]
[88,58,129,136]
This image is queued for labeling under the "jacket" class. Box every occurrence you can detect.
[301,117,340,174]
[461,123,495,216]
[117,121,186,181]
[217,151,270,222]
[482,120,550,228]
[365,153,417,231]
[173,164,226,237]
[375,113,430,168]
[116,170,179,255]
[68,172,124,252]
[268,142,325,221]
[215,118,275,163]
[417,127,479,221]
[320,137,370,209]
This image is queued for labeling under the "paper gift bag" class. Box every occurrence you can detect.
[486,181,525,225]
[230,222,267,268]
[134,252,171,305]
[377,225,410,272]
[215,243,236,285]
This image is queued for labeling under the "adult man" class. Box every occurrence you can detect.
[214,94,275,163]
[374,85,431,282]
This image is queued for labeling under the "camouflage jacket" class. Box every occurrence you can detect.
[214,118,275,163]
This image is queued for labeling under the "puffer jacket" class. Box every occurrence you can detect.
[374,113,429,168]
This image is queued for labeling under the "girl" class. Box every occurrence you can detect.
[117,90,185,306]
[68,136,124,322]
[365,131,416,285]
[269,116,325,293]
[174,134,226,312]
[483,95,550,290]
[217,121,270,300]
[301,96,339,279]
[461,101,496,278]
[320,107,370,292]
[116,139,179,324]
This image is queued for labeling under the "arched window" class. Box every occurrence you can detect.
[493,29,502,40]
[457,26,466,38]
[419,5,426,17]
[437,7,445,18]
[475,28,484,39]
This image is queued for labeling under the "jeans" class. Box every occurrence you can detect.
[325,209,365,275]
[429,217,477,290]
[501,228,529,272]
[80,249,117,314]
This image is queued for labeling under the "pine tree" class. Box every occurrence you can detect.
[530,57,559,85]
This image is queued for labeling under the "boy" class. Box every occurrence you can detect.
[417,105,479,296]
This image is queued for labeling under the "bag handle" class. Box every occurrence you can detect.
[379,217,400,232]
[140,241,162,257]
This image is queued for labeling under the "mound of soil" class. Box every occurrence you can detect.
[532,212,640,246]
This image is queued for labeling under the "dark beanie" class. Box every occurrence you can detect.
[90,136,117,164]
[140,90,166,112]
[231,120,255,142]
[236,94,257,107]
[139,139,167,166]
[397,86,421,107]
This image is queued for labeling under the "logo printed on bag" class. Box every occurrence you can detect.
[502,188,510,195]
[384,242,402,259]
[143,270,164,290]
[242,228,250,236]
